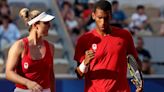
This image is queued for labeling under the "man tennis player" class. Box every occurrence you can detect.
[74,0,143,92]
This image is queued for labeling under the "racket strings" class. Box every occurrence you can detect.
[127,55,142,88]
[128,58,138,71]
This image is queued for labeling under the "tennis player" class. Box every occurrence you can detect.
[5,8,55,92]
[74,0,143,92]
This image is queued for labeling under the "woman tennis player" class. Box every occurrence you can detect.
[5,8,55,92]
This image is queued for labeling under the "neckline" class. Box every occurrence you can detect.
[27,39,47,61]
[93,28,113,38]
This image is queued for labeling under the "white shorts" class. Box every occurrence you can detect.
[14,87,51,92]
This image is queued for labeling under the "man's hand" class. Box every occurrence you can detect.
[75,50,95,79]
[131,79,143,92]
[84,50,95,65]
[136,87,143,92]
[136,80,143,92]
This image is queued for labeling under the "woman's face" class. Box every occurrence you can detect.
[36,21,51,37]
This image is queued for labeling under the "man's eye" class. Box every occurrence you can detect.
[98,17,103,19]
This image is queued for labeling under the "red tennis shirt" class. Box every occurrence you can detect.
[74,26,138,92]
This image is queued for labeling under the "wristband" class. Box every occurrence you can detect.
[79,60,89,73]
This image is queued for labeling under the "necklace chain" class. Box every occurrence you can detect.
[37,45,41,48]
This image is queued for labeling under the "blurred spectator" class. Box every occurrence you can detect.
[61,1,80,34]
[159,6,164,36]
[135,37,154,74]
[142,59,154,74]
[56,0,65,8]
[0,0,10,16]
[81,5,92,23]
[74,1,84,17]
[160,6,164,18]
[111,0,127,28]
[0,15,20,51]
[136,37,151,61]
[76,0,88,3]
[159,23,164,36]
[61,1,73,21]
[65,10,79,33]
[129,5,153,36]
[0,0,10,24]
[0,15,20,72]
[82,0,98,31]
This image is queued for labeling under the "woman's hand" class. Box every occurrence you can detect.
[26,80,43,92]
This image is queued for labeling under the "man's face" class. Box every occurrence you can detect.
[92,8,111,31]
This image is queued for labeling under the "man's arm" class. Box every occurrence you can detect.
[75,62,84,79]
[126,31,143,92]
[75,50,94,79]
[126,31,142,68]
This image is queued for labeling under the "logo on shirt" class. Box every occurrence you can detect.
[92,43,97,52]
[24,62,29,69]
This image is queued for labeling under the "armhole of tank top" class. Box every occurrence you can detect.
[44,40,53,58]
[15,38,28,70]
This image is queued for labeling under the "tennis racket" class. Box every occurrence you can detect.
[127,54,143,88]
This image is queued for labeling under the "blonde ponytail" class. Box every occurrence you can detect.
[19,8,30,23]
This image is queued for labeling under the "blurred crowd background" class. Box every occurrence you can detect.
[0,0,164,77]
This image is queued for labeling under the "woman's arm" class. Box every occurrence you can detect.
[5,40,30,85]
[50,67,55,92]
[49,43,55,92]
[5,40,42,91]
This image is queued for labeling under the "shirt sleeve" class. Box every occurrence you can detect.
[126,31,142,67]
[121,10,127,20]
[74,36,86,63]
[126,31,138,60]
[131,13,138,21]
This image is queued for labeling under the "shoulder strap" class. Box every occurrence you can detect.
[22,38,28,55]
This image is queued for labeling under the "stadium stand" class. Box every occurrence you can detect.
[9,2,27,21]
[3,0,164,75]
[122,5,136,18]
[28,2,49,12]
[145,6,160,18]
[150,18,164,35]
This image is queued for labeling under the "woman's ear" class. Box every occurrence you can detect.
[33,23,38,29]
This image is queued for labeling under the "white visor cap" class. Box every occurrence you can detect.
[27,12,55,26]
